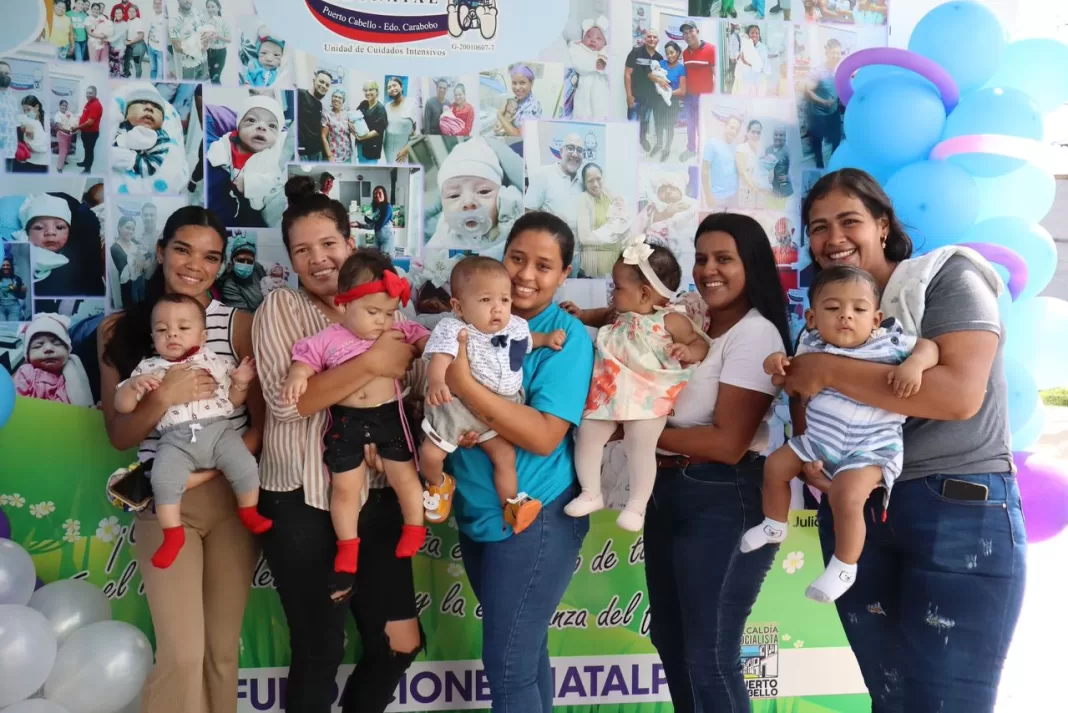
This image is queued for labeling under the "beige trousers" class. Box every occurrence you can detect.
[134,475,259,713]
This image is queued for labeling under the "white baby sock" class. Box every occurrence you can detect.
[805,556,858,603]
[740,517,788,553]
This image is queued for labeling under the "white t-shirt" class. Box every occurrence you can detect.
[423,314,532,396]
[667,307,785,453]
[127,17,145,43]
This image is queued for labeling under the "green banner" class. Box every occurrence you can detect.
[0,397,870,711]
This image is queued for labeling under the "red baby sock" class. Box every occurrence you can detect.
[152,527,186,569]
[335,538,361,574]
[238,506,273,534]
[395,525,427,558]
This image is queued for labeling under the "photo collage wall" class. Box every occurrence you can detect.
[0,0,888,414]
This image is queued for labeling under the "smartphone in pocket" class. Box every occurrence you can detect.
[941,478,989,501]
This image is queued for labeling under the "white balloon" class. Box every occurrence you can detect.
[0,700,71,713]
[43,621,153,713]
[28,580,111,646]
[0,540,36,606]
[0,605,58,708]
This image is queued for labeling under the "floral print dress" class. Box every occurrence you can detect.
[583,305,697,421]
[322,110,353,163]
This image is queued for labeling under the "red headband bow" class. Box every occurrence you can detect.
[334,270,411,307]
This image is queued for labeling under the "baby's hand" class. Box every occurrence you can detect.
[132,374,162,399]
[547,329,566,351]
[596,57,607,71]
[559,300,582,318]
[887,362,923,399]
[667,342,697,364]
[281,374,308,405]
[426,380,452,407]
[233,356,257,385]
[763,352,790,377]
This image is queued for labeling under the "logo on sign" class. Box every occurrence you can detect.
[741,624,779,699]
[305,0,498,45]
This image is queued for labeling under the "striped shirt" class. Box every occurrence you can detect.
[137,300,249,463]
[252,287,426,511]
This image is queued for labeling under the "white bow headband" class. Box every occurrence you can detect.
[581,15,609,35]
[621,235,675,299]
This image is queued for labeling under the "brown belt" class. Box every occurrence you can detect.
[655,452,760,470]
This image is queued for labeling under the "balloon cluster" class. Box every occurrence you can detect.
[827,1,1068,543]
[0,539,152,713]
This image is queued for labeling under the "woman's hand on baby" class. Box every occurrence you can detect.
[444,330,475,395]
[426,380,452,407]
[365,331,416,380]
[157,364,218,407]
[763,352,790,377]
[455,431,480,449]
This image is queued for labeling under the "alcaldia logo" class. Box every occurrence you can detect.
[305,0,498,44]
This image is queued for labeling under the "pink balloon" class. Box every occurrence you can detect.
[1014,451,1068,543]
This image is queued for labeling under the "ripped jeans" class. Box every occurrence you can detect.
[817,473,1026,713]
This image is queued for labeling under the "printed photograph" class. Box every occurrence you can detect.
[0,243,32,323]
[793,23,853,170]
[719,21,789,98]
[478,62,565,143]
[538,0,614,122]
[108,81,203,196]
[635,165,699,277]
[293,56,423,165]
[36,0,166,78]
[0,176,107,299]
[523,119,640,278]
[106,194,188,309]
[1,55,52,175]
[204,86,294,228]
[209,228,294,313]
[688,0,794,22]
[286,164,421,259]
[420,76,478,138]
[700,96,799,212]
[631,3,652,47]
[0,306,100,407]
[49,60,108,173]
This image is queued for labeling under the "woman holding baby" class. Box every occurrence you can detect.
[97,206,265,713]
[782,169,1023,711]
[251,177,424,713]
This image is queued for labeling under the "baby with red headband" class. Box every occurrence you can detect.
[282,249,429,597]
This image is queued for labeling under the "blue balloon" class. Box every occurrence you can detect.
[952,218,1056,300]
[825,141,898,186]
[973,162,1056,223]
[986,39,1068,113]
[942,87,1044,176]
[908,2,1006,95]
[1005,357,1039,435]
[1003,297,1068,390]
[884,161,979,247]
[852,65,911,91]
[844,75,946,167]
[0,367,13,430]
[1012,401,1045,452]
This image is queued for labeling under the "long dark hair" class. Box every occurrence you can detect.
[801,169,913,264]
[103,206,227,378]
[695,212,793,355]
[504,211,575,269]
[371,185,388,206]
[281,175,350,252]
[20,95,43,124]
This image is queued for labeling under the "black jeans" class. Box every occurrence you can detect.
[81,131,99,171]
[644,457,776,713]
[207,48,227,83]
[259,487,423,713]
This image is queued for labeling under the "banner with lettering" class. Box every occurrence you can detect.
[1,0,889,710]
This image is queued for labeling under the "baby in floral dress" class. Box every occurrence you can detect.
[564,236,709,531]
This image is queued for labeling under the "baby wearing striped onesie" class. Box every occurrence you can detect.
[742,266,940,603]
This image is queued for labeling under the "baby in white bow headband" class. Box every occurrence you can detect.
[564,236,709,531]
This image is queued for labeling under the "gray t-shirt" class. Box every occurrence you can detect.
[899,255,1013,480]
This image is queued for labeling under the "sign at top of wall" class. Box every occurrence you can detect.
[254,0,569,73]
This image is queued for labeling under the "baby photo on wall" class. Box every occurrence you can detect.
[285,164,421,259]
[50,61,109,174]
[108,81,203,196]
[210,228,294,313]
[2,55,52,175]
[204,86,294,228]
[538,0,614,122]
[106,194,188,309]
[31,297,107,403]
[0,243,32,323]
[421,76,478,138]
[1,309,98,407]
[523,119,640,279]
[478,62,564,143]
[37,0,166,79]
[635,165,699,279]
[0,176,107,300]
[719,21,789,98]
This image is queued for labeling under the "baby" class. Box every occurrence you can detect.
[567,16,610,120]
[240,34,284,87]
[85,3,111,63]
[282,250,430,599]
[649,63,674,106]
[111,84,190,195]
[566,237,708,531]
[492,98,517,136]
[14,313,94,407]
[744,266,939,602]
[206,94,287,228]
[420,256,566,533]
[438,105,466,136]
[115,294,272,569]
[424,137,523,256]
[11,195,73,283]
[260,262,289,294]
[347,108,370,137]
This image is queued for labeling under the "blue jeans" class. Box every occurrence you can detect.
[149,47,162,80]
[375,224,395,257]
[644,458,776,713]
[817,473,1026,712]
[74,40,88,61]
[459,487,589,713]
[684,95,700,153]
